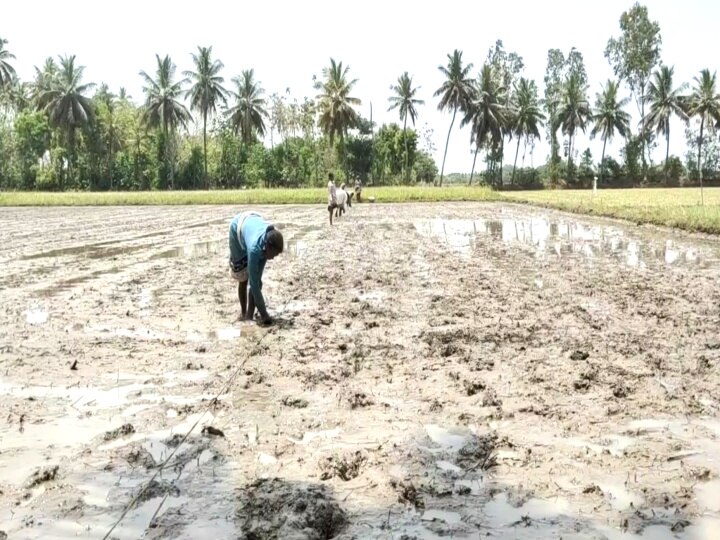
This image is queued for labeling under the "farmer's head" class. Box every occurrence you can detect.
[328,172,335,182]
[264,227,284,260]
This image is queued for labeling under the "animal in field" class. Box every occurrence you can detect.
[334,186,354,217]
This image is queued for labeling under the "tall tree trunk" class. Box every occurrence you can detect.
[499,138,505,187]
[521,139,527,168]
[641,84,647,181]
[469,145,479,186]
[698,116,705,206]
[438,106,457,187]
[664,129,670,183]
[511,136,521,185]
[600,135,607,186]
[203,110,208,189]
[402,114,408,183]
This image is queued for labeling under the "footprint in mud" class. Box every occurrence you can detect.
[318,450,367,481]
[236,478,347,540]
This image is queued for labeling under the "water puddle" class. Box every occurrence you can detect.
[414,216,720,268]
[85,324,169,341]
[151,239,225,259]
[424,425,469,451]
[187,323,263,342]
[35,266,124,297]
[696,479,720,512]
[421,509,462,525]
[25,306,49,325]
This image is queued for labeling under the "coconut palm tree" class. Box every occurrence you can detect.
[462,64,506,186]
[227,69,269,144]
[184,46,228,185]
[434,50,474,186]
[554,73,591,176]
[0,37,16,88]
[139,54,191,189]
[643,66,688,177]
[388,72,424,181]
[686,69,720,203]
[510,78,545,184]
[590,80,631,185]
[36,55,95,189]
[315,58,361,147]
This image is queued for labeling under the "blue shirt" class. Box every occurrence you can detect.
[229,213,270,319]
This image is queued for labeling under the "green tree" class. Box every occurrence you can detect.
[0,37,15,88]
[228,69,269,145]
[605,2,662,175]
[554,73,591,177]
[315,58,361,164]
[643,65,688,177]
[184,46,227,185]
[687,69,720,203]
[139,54,191,189]
[434,50,474,186]
[591,80,631,185]
[486,40,524,185]
[388,72,424,181]
[13,110,50,188]
[36,55,95,189]
[543,48,587,179]
[510,78,544,184]
[462,64,506,185]
[414,150,438,183]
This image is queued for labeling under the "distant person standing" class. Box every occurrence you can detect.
[354,177,362,203]
[327,173,338,225]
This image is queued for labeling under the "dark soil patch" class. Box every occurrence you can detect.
[103,423,135,441]
[319,451,367,481]
[236,478,347,540]
[25,465,59,488]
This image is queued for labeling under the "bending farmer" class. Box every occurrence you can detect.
[228,212,284,325]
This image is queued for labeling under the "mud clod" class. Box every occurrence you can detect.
[583,484,603,495]
[570,350,590,361]
[347,391,374,409]
[237,478,347,540]
[457,434,498,471]
[135,480,180,503]
[201,426,225,437]
[463,379,486,396]
[390,479,424,509]
[319,451,367,481]
[103,423,135,441]
[283,396,309,408]
[25,465,59,488]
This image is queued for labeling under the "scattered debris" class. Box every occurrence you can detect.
[390,479,424,509]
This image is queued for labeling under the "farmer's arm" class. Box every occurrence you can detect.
[247,249,269,322]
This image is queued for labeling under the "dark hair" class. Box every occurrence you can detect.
[328,172,335,181]
[265,227,284,254]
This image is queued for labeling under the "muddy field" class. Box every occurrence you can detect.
[1,202,720,540]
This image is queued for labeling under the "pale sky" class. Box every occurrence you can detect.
[4,0,719,174]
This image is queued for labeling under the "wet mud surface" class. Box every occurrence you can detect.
[1,203,720,539]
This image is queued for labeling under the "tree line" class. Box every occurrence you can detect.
[0,1,719,192]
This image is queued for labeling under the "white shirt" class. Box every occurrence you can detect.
[328,181,336,204]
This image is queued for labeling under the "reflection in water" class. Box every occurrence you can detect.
[414,217,718,268]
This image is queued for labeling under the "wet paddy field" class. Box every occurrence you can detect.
[1,203,720,539]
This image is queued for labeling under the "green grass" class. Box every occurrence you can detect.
[0,186,498,206]
[3,186,720,235]
[503,187,720,234]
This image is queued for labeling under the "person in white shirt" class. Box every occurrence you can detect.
[327,172,338,225]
